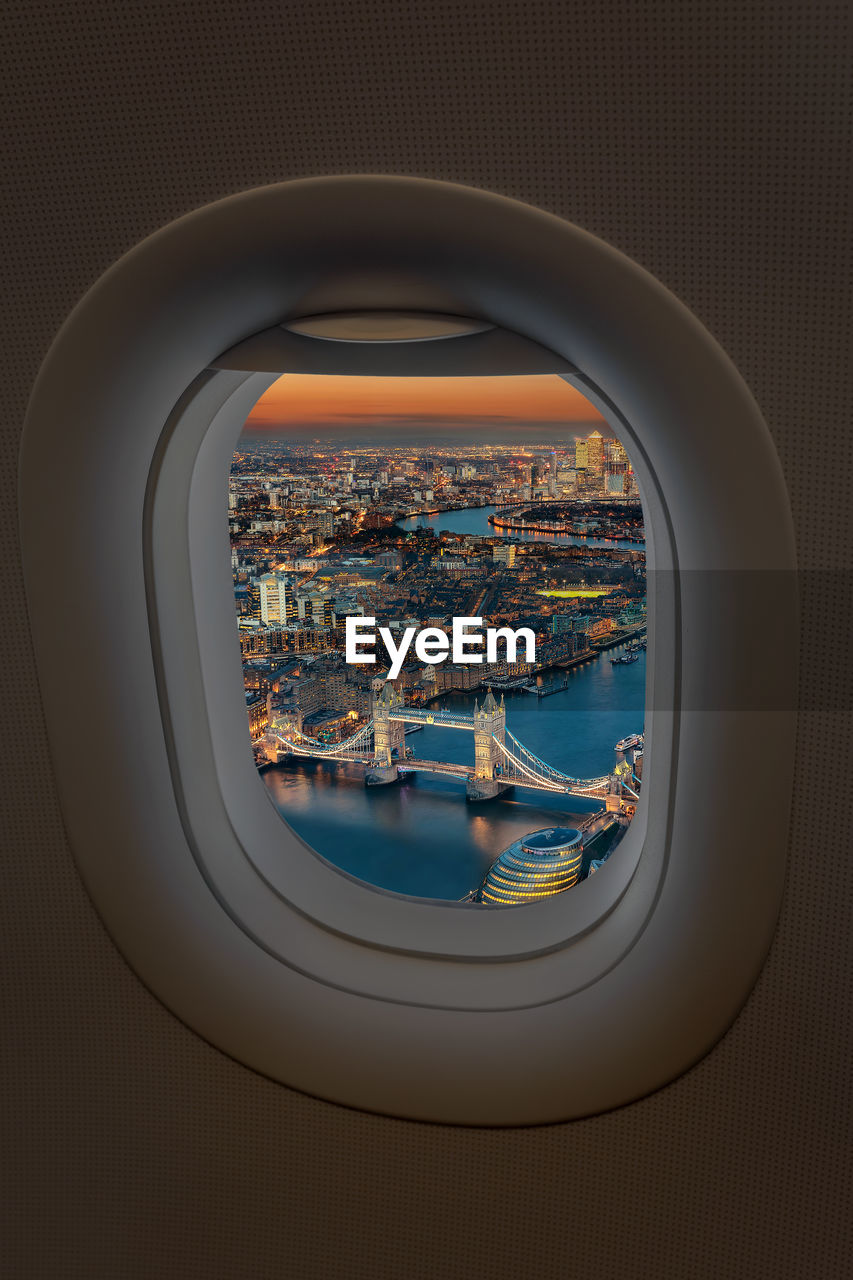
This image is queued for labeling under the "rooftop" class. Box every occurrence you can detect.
[521,827,582,852]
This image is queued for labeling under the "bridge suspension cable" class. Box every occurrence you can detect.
[499,728,611,791]
[270,719,375,758]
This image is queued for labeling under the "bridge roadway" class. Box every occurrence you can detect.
[270,728,612,798]
[397,760,474,779]
[391,758,614,798]
[388,706,474,731]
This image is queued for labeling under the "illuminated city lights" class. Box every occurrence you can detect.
[230,377,646,903]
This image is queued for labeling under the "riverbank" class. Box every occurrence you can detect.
[421,645,601,706]
[589,624,647,653]
[422,626,646,703]
[488,512,642,541]
[397,503,646,552]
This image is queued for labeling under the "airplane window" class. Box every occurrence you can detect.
[229,372,647,903]
[19,173,797,1120]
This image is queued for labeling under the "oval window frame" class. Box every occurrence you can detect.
[20,176,797,1123]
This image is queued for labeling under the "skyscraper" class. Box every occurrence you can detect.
[585,430,605,488]
[606,439,628,468]
[605,438,629,496]
[556,461,577,495]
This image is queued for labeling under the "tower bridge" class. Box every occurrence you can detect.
[264,682,619,803]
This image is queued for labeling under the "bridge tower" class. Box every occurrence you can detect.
[366,679,404,786]
[467,688,510,801]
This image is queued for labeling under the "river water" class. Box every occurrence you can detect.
[262,647,646,901]
[397,503,645,550]
[262,502,645,901]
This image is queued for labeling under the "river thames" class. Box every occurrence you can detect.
[261,501,645,901]
[397,502,645,550]
[262,645,646,901]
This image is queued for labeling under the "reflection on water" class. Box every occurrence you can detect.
[398,504,645,550]
[262,649,646,900]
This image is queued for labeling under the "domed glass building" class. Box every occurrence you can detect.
[479,827,584,905]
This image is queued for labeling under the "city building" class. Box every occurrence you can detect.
[244,691,269,740]
[258,572,295,624]
[492,543,516,567]
[297,591,336,628]
[435,663,481,692]
[479,827,584,904]
[585,430,605,482]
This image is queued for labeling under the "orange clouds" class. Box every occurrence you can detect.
[245,373,604,430]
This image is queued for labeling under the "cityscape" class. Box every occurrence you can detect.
[230,375,647,904]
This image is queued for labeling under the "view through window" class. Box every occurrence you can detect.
[230,374,646,903]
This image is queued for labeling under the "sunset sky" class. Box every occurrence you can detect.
[243,373,606,443]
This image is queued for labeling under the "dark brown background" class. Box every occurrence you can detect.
[2,3,851,1277]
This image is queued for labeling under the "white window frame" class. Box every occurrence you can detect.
[20,177,797,1123]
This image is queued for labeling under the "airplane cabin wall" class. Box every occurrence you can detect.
[1,4,850,1277]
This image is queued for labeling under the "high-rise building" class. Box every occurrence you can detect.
[258,573,295,625]
[585,430,605,487]
[492,544,516,567]
[604,439,629,496]
[606,439,628,467]
[317,510,335,538]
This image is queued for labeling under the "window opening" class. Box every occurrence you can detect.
[229,372,646,903]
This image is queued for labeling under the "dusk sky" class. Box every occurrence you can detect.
[242,373,608,443]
